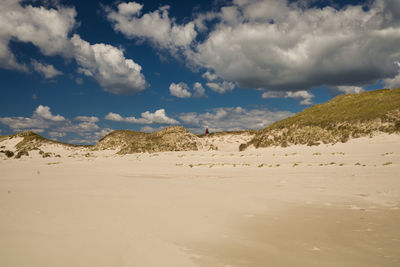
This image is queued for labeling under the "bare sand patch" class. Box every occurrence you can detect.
[0,134,399,266]
[188,204,400,267]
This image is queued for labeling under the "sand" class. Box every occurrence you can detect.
[0,134,400,266]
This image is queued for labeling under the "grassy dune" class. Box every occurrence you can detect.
[241,88,400,150]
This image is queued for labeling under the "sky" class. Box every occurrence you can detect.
[0,0,400,144]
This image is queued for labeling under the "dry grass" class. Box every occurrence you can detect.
[241,88,400,150]
[95,126,201,154]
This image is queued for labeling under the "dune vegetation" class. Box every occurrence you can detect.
[2,88,400,154]
[240,88,400,150]
[95,126,203,154]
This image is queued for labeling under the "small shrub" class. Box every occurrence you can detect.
[47,162,61,165]
[340,134,350,143]
[383,162,392,166]
[239,143,247,151]
[4,150,14,158]
[331,152,345,155]
[15,150,29,159]
[307,141,320,146]
[395,121,400,131]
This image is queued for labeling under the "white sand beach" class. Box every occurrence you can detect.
[1,134,400,267]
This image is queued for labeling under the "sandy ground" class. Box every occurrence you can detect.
[1,134,400,267]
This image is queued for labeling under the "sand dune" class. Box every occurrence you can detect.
[1,134,400,266]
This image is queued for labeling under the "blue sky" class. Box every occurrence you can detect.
[0,0,399,144]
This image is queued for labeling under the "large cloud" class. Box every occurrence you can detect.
[71,34,147,94]
[0,0,147,94]
[106,2,197,54]
[178,107,293,133]
[0,0,76,71]
[107,0,400,91]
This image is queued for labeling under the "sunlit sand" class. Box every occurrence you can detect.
[1,134,399,266]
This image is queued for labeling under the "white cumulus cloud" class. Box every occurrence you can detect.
[169,82,207,98]
[0,0,76,71]
[106,2,197,54]
[169,82,192,98]
[34,105,65,121]
[71,34,147,94]
[193,82,206,98]
[0,1,148,94]
[141,109,179,124]
[105,109,178,125]
[104,112,149,124]
[108,0,400,91]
